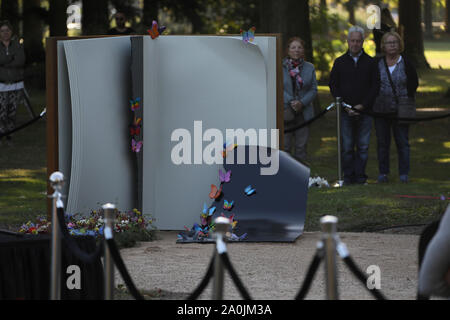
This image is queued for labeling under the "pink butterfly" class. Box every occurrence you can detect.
[219,169,231,183]
[131,139,143,153]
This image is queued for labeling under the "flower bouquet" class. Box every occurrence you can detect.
[18,208,155,241]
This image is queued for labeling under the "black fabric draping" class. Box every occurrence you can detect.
[0,232,104,300]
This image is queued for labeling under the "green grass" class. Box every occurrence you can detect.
[306,111,450,232]
[0,89,47,228]
[0,39,449,233]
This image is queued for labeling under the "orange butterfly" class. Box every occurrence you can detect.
[147,20,166,39]
[209,184,222,199]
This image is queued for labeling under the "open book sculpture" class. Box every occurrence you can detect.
[51,34,309,241]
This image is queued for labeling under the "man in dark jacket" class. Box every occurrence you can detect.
[329,26,379,185]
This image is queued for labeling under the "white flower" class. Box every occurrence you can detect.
[309,176,330,188]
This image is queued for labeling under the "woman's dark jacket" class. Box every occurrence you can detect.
[0,38,25,83]
[376,54,418,98]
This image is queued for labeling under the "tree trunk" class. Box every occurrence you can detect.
[259,0,313,63]
[81,0,109,35]
[446,0,450,33]
[1,0,20,36]
[424,0,433,39]
[398,0,430,68]
[23,0,45,64]
[319,0,329,37]
[345,0,356,26]
[143,0,159,29]
[49,0,67,36]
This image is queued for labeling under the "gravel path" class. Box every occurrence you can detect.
[114,231,420,300]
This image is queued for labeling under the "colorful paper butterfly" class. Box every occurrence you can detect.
[219,169,231,183]
[130,98,141,111]
[209,184,223,199]
[240,27,256,43]
[229,232,247,241]
[193,223,211,237]
[133,116,142,126]
[223,200,234,211]
[129,125,141,136]
[202,203,216,217]
[131,138,143,153]
[147,20,166,39]
[221,213,237,228]
[244,185,256,196]
[222,141,238,158]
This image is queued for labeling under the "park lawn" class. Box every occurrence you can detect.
[0,41,449,233]
[0,90,47,227]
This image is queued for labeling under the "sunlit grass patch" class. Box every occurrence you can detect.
[435,158,450,163]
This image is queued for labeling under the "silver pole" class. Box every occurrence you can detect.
[335,97,343,187]
[103,203,116,300]
[320,215,339,300]
[212,217,231,300]
[49,171,65,300]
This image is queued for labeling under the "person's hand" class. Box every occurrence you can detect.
[345,107,357,116]
[290,100,303,113]
[347,104,363,117]
[353,104,364,112]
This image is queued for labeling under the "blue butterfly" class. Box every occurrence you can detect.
[240,27,256,43]
[244,185,256,196]
[202,203,216,216]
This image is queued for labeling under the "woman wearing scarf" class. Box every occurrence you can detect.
[283,37,318,163]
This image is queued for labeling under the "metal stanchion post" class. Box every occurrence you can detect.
[103,203,116,300]
[335,97,343,187]
[213,217,231,300]
[320,215,339,300]
[49,171,65,300]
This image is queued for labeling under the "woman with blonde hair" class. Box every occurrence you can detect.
[373,31,418,184]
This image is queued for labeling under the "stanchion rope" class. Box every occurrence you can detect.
[57,205,146,299]
[187,251,252,300]
[295,242,324,300]
[336,241,387,300]
[220,252,252,300]
[284,103,335,133]
[0,108,46,139]
[342,102,450,122]
[187,255,216,300]
[56,207,104,264]
[105,237,145,300]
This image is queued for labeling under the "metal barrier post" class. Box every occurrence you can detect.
[335,97,343,187]
[103,203,116,300]
[49,171,64,300]
[320,215,339,300]
[213,217,231,300]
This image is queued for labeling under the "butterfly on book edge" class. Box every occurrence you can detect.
[130,97,141,111]
[147,20,166,39]
[129,125,141,136]
[240,27,256,43]
[131,138,143,153]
